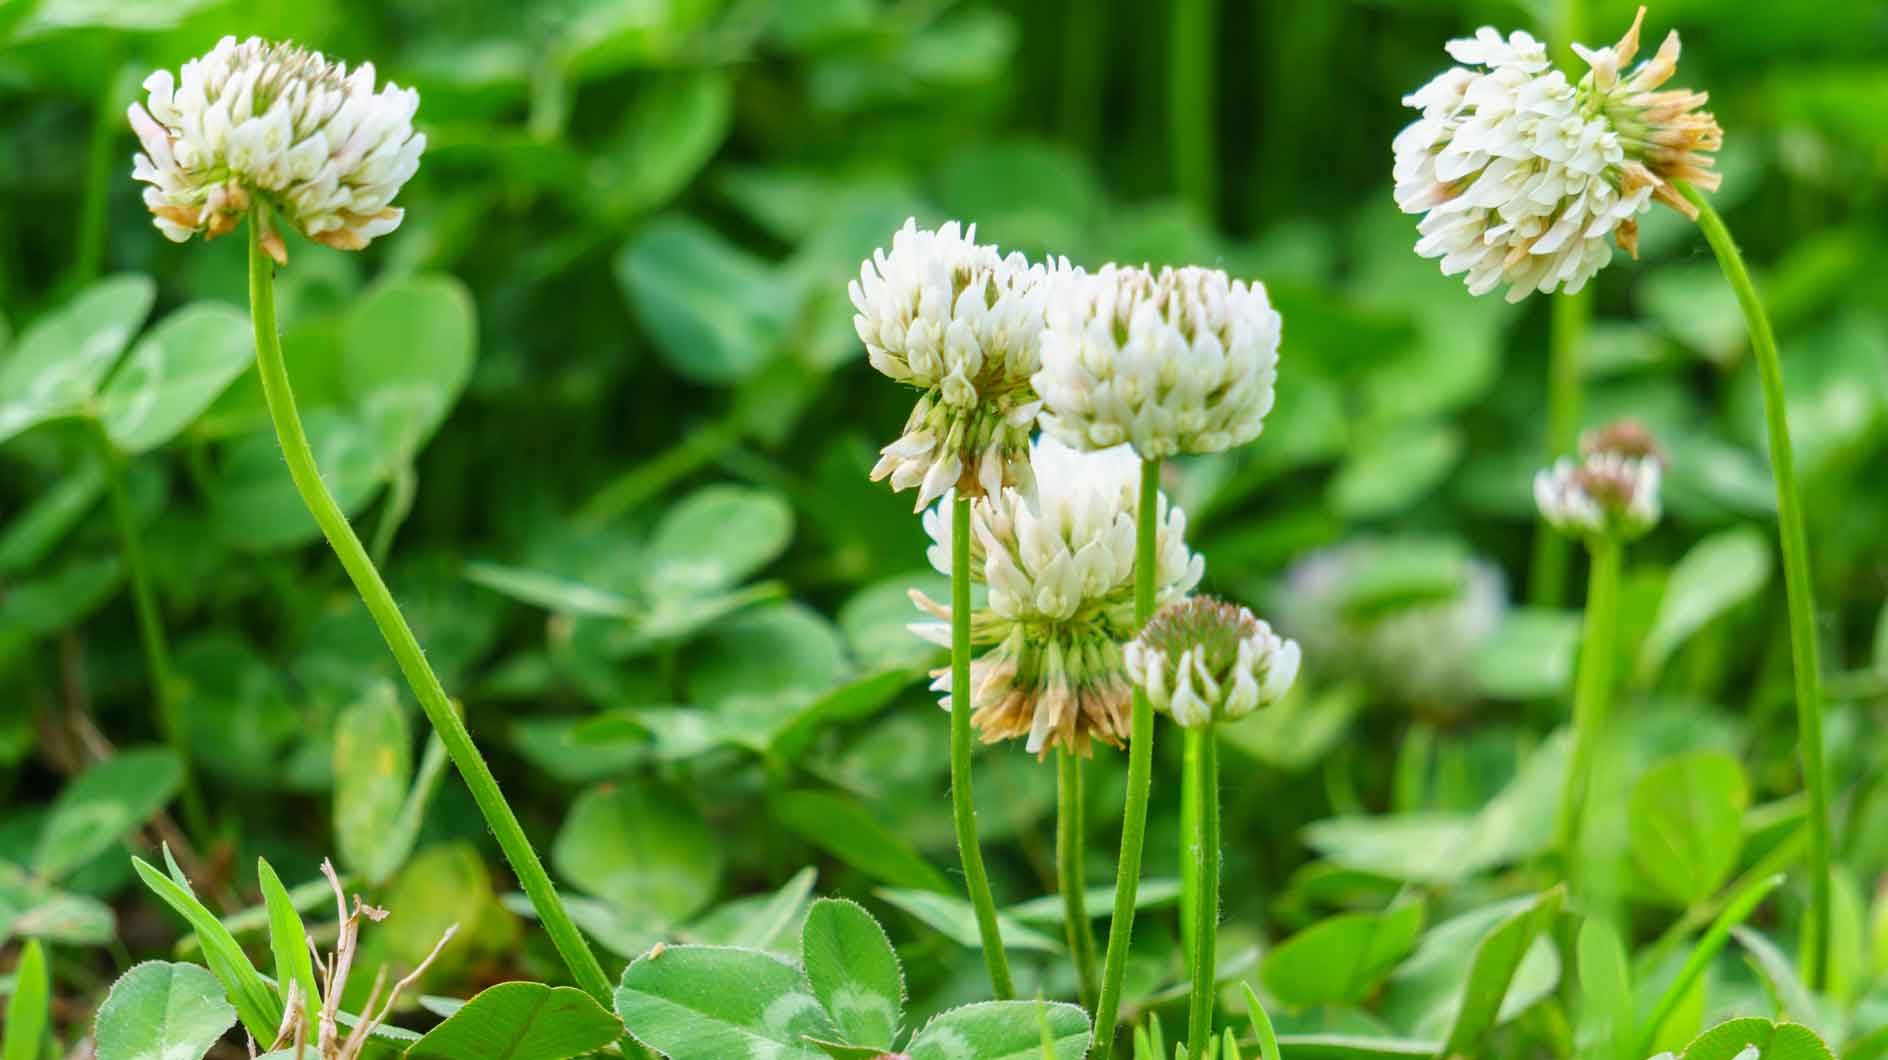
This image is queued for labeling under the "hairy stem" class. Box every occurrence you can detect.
[90,420,208,837]
[1058,750,1099,1009]
[1092,457,1162,1058]
[952,493,1014,999]
[245,213,616,1011]
[1681,180,1829,988]
[1185,728,1221,1059]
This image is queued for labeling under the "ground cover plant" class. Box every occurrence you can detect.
[1,1,1885,1058]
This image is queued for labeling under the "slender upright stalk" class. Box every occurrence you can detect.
[1558,535,1620,868]
[951,494,1014,999]
[1170,0,1216,219]
[73,63,132,287]
[1681,181,1829,988]
[1093,458,1162,1059]
[1057,750,1099,1008]
[1530,0,1587,608]
[245,214,614,1011]
[1185,728,1221,1059]
[1179,724,1202,961]
[89,420,208,837]
[1530,288,1591,606]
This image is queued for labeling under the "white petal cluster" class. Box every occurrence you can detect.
[1034,264,1281,459]
[852,219,1064,509]
[910,437,1204,755]
[1393,28,1652,301]
[1278,540,1507,713]
[129,36,425,262]
[1124,598,1300,729]
[1534,455,1661,539]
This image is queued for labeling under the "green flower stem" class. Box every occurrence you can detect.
[951,493,1014,1000]
[88,419,208,838]
[1170,0,1216,219]
[1058,749,1099,1009]
[245,213,615,1011]
[1092,457,1162,1059]
[1184,726,1221,1060]
[1530,287,1591,607]
[1681,180,1830,988]
[1178,723,1202,961]
[1557,533,1620,871]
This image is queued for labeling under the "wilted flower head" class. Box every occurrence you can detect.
[911,437,1204,756]
[1124,597,1300,729]
[852,219,1064,510]
[1535,418,1665,539]
[1034,263,1281,460]
[1392,8,1720,301]
[1277,539,1506,713]
[129,36,425,265]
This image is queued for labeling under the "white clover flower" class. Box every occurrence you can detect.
[1034,264,1281,460]
[129,36,425,264]
[1535,419,1665,540]
[1393,9,1720,301]
[1124,597,1300,729]
[1278,539,1506,713]
[910,437,1204,756]
[852,219,1065,510]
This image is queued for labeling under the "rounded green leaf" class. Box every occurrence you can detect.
[614,216,789,385]
[93,961,237,1060]
[35,747,182,880]
[1637,527,1772,681]
[332,685,412,884]
[1681,1018,1835,1060]
[1261,901,1425,1008]
[97,303,253,453]
[340,273,477,462]
[211,409,386,551]
[408,981,622,1060]
[644,484,793,597]
[553,781,724,923]
[1629,751,1749,907]
[0,274,154,444]
[684,603,848,716]
[613,945,833,1060]
[904,1001,1092,1060]
[801,898,904,1049]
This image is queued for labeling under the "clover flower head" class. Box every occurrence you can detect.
[910,437,1204,756]
[1535,418,1665,539]
[1393,7,1719,301]
[852,219,1066,510]
[1124,597,1300,729]
[1034,263,1281,460]
[129,36,425,264]
[1278,539,1507,713]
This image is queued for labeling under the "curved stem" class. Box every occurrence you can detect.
[1092,457,1162,1059]
[1185,728,1221,1059]
[1558,535,1620,875]
[1681,180,1829,988]
[1530,288,1591,607]
[1057,750,1099,1009]
[90,420,208,837]
[951,494,1014,999]
[245,215,615,1010]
